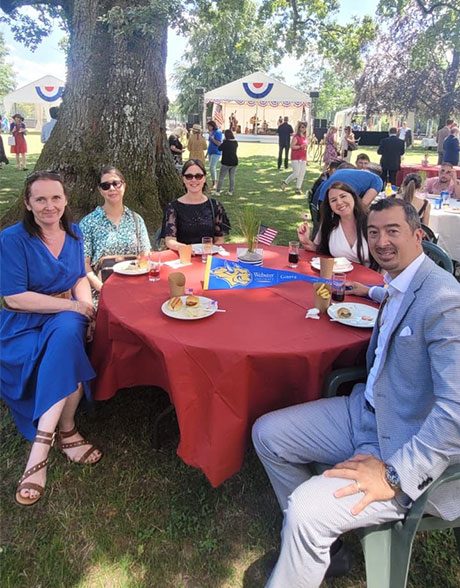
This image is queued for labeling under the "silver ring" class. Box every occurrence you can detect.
[356,480,362,492]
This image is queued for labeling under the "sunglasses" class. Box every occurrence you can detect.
[99,180,124,190]
[183,173,205,180]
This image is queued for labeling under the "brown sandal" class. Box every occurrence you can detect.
[57,427,103,465]
[15,430,55,507]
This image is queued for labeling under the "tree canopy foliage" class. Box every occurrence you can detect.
[0,32,17,101]
[355,0,460,123]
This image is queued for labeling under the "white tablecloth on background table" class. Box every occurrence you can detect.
[421,137,437,149]
[428,200,460,261]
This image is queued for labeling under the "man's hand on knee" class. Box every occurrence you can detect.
[324,454,395,516]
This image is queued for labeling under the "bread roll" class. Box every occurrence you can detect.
[186,295,200,307]
[168,296,183,311]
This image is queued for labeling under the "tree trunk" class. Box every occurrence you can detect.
[1,0,182,231]
[439,48,460,128]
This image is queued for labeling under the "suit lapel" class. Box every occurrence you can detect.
[366,257,434,375]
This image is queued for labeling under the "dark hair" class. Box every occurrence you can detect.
[446,119,454,125]
[22,170,78,240]
[318,181,368,265]
[181,159,208,192]
[98,165,125,183]
[365,162,383,176]
[356,153,370,162]
[13,113,24,121]
[337,162,355,170]
[296,121,307,136]
[401,173,422,204]
[328,160,342,172]
[224,129,235,140]
[440,161,453,169]
[369,198,421,232]
[49,106,59,120]
[207,120,218,131]
[389,127,398,135]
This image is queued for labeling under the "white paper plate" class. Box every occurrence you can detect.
[112,260,149,275]
[161,296,217,320]
[311,257,353,273]
[327,303,378,328]
[191,244,221,255]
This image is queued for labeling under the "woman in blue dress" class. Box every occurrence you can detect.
[0,170,102,507]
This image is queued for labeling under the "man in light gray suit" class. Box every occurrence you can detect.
[252,198,460,588]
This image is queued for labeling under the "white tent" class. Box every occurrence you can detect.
[204,72,311,134]
[3,75,65,129]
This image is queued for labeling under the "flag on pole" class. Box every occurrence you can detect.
[213,103,224,128]
[301,106,307,122]
[257,225,278,246]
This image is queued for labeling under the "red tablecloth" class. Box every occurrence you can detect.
[396,164,460,186]
[91,244,383,486]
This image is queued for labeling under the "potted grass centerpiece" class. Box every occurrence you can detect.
[237,207,263,265]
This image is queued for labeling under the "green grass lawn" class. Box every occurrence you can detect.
[1,139,459,588]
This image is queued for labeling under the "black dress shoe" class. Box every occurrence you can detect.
[325,539,354,578]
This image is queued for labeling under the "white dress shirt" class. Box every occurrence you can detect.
[365,252,426,407]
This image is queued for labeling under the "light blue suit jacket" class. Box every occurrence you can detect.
[365,256,460,520]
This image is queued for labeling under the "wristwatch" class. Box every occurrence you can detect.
[385,464,401,491]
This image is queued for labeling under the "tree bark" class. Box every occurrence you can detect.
[1,0,183,230]
[439,48,460,128]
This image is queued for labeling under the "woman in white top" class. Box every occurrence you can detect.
[297,181,370,265]
[340,126,356,163]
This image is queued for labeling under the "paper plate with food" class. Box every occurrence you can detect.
[310,257,353,272]
[327,303,378,328]
[113,259,149,275]
[161,295,218,320]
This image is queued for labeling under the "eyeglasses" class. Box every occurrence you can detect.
[183,173,205,180]
[99,180,124,190]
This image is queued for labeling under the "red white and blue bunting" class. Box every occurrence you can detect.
[35,85,64,102]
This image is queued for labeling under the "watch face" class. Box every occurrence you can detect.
[386,465,400,489]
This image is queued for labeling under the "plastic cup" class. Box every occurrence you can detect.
[331,272,346,302]
[201,237,213,263]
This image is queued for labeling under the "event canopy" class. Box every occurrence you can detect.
[3,75,65,128]
[204,72,311,133]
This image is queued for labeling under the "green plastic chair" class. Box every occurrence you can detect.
[313,367,460,588]
[422,240,454,274]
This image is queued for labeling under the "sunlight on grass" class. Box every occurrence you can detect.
[76,555,146,588]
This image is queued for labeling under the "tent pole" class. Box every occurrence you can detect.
[255,103,258,135]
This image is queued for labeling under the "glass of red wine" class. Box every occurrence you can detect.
[148,251,161,282]
[331,272,346,302]
[288,241,300,268]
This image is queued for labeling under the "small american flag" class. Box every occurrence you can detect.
[257,225,278,246]
[213,103,224,128]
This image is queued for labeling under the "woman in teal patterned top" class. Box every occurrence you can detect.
[80,166,151,304]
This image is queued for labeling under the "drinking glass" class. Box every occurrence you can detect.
[288,241,299,268]
[202,236,213,263]
[148,252,161,282]
[331,272,346,302]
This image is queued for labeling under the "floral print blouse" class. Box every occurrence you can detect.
[79,206,151,268]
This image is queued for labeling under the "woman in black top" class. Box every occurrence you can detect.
[216,129,238,195]
[162,159,230,250]
[168,127,185,165]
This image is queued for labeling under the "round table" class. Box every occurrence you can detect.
[428,200,460,261]
[91,244,383,486]
[396,164,460,187]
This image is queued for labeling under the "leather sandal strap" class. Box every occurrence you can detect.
[59,439,89,450]
[17,482,44,495]
[35,430,56,446]
[18,457,49,484]
[77,445,98,464]
[58,426,78,439]
[36,429,55,439]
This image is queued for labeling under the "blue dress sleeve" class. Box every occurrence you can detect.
[0,226,28,296]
